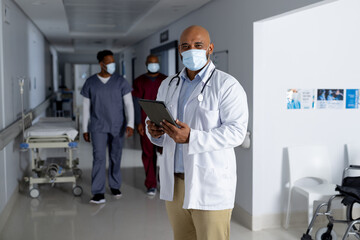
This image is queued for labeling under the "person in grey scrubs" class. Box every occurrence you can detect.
[81,50,134,204]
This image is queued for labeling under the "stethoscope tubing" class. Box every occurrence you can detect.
[167,68,216,102]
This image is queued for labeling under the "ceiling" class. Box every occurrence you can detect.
[14,0,212,53]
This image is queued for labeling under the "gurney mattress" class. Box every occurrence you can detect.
[25,118,78,141]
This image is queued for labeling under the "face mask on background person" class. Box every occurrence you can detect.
[147,63,160,73]
[181,49,208,71]
[106,62,116,75]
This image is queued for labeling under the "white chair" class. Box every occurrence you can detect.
[345,143,360,165]
[284,145,338,229]
[344,143,360,177]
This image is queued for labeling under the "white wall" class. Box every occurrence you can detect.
[27,22,48,108]
[0,0,6,218]
[121,0,321,224]
[0,0,51,218]
[253,0,360,228]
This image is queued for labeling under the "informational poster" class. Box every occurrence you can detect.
[287,89,315,109]
[316,89,344,109]
[346,89,359,109]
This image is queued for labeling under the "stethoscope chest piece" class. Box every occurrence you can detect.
[198,94,204,102]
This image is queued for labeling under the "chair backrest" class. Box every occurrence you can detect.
[345,143,360,166]
[287,145,332,186]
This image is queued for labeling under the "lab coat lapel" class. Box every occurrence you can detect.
[187,62,215,104]
[187,81,204,104]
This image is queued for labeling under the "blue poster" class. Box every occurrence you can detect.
[316,89,344,109]
[346,89,359,109]
[287,89,315,110]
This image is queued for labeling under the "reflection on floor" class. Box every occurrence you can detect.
[0,139,339,240]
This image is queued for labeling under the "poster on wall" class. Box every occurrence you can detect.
[316,89,344,109]
[346,89,359,109]
[287,89,315,109]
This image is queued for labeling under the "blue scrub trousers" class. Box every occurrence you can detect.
[91,132,124,195]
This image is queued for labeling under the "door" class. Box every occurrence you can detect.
[74,64,90,110]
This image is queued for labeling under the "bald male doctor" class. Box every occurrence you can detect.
[146,26,248,240]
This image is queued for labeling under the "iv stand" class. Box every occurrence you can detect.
[18,77,25,141]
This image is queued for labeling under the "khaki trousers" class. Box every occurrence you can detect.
[165,175,232,240]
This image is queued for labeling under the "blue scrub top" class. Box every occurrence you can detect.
[80,73,132,134]
[174,63,210,173]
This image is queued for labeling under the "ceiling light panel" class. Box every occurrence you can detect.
[63,0,160,34]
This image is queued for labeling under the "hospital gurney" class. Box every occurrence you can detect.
[21,117,83,198]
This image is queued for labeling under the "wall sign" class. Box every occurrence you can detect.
[316,89,344,109]
[287,89,315,109]
[286,88,358,110]
[346,89,359,109]
[160,30,169,43]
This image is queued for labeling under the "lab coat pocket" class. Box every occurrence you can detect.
[195,164,230,206]
[195,107,220,130]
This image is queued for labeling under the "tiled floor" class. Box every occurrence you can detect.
[0,139,350,240]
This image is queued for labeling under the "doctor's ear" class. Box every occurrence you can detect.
[208,43,214,55]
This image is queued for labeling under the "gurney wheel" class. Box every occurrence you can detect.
[72,186,83,197]
[29,188,40,199]
[315,227,337,240]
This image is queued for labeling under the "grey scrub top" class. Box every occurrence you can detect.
[80,73,132,134]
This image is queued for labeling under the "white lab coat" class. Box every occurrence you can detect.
[146,61,248,210]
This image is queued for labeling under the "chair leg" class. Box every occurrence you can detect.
[307,197,314,226]
[284,188,292,229]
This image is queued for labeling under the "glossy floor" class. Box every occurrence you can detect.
[0,139,344,240]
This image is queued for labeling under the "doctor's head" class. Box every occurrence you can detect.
[146,54,160,74]
[97,50,116,75]
[179,25,214,72]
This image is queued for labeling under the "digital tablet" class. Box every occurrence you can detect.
[138,99,177,127]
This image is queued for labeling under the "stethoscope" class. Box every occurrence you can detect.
[166,68,216,103]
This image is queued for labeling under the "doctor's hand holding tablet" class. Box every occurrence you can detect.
[146,119,190,143]
[140,99,190,143]
[141,99,190,143]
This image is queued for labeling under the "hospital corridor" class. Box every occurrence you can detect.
[0,139,307,240]
[1,0,360,240]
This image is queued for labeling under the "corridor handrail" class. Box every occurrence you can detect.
[0,96,52,150]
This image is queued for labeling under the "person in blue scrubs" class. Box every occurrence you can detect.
[81,50,134,204]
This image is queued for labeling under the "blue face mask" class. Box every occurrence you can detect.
[147,63,160,73]
[181,49,208,71]
[106,62,116,75]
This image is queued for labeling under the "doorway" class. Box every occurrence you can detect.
[150,40,178,76]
